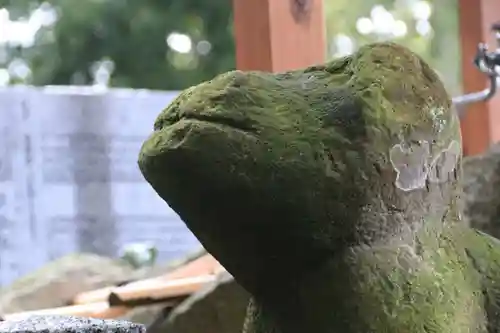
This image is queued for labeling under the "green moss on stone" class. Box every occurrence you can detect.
[138,42,500,332]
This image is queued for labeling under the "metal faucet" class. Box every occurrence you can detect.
[453,23,500,118]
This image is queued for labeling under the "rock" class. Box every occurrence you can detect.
[121,304,171,328]
[0,253,134,314]
[149,272,249,333]
[0,315,144,333]
[463,143,500,237]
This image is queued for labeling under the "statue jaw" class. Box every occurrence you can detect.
[139,117,347,300]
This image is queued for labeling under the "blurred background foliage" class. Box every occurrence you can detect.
[0,0,461,94]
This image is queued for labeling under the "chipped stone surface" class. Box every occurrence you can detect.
[0,315,145,333]
[389,141,431,191]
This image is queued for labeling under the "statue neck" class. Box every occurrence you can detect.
[243,299,283,333]
[240,217,463,333]
[241,252,359,333]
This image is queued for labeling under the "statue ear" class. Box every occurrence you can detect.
[428,140,460,183]
[389,141,430,191]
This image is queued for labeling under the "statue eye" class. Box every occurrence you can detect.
[323,88,366,141]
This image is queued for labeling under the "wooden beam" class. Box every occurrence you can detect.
[73,254,223,305]
[459,0,500,156]
[233,0,326,72]
[108,275,217,304]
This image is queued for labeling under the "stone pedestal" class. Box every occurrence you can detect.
[0,316,144,333]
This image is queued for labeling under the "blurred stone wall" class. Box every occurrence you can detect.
[0,86,202,286]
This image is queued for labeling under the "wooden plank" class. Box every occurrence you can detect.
[73,286,116,305]
[109,275,217,304]
[161,255,224,280]
[458,0,500,155]
[73,254,223,305]
[233,0,326,72]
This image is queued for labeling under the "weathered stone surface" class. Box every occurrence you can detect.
[463,143,500,238]
[139,41,500,332]
[0,315,144,333]
[149,272,249,333]
[0,254,134,314]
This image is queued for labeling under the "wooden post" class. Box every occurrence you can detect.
[232,0,326,72]
[459,0,500,156]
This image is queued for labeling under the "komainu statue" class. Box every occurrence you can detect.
[139,42,500,333]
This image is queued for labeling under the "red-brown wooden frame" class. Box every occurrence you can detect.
[459,0,500,156]
[232,0,326,72]
[233,0,498,156]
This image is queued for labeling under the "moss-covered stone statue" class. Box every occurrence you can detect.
[138,42,500,332]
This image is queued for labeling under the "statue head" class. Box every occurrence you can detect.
[138,42,460,299]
